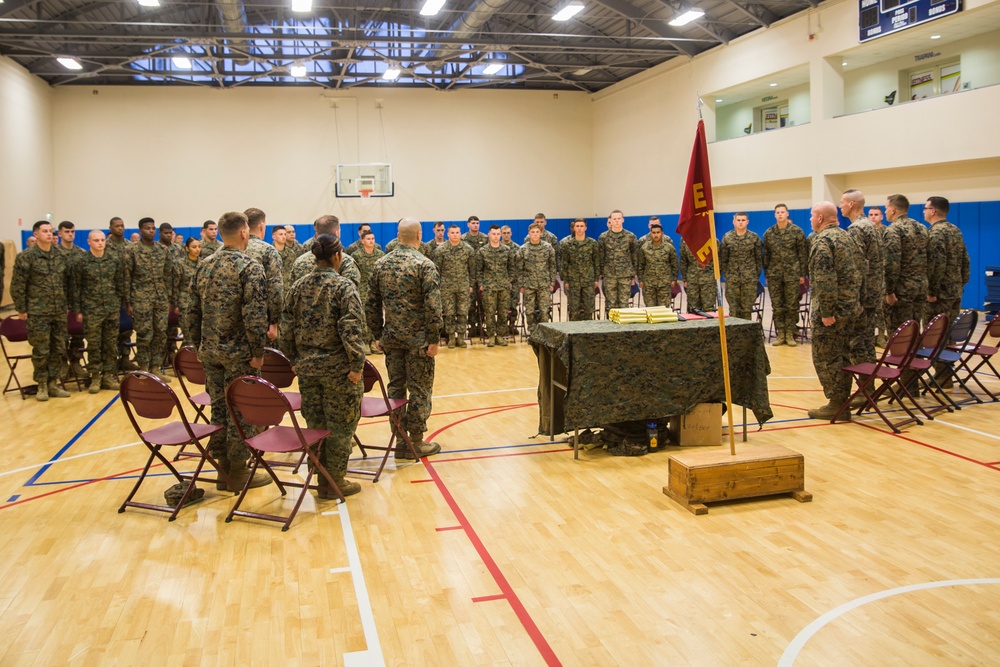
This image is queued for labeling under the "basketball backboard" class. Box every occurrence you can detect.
[335,163,393,198]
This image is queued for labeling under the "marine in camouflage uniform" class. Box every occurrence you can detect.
[384,237,401,253]
[923,197,970,328]
[157,225,184,371]
[57,223,88,375]
[718,215,762,320]
[433,229,476,347]
[199,220,221,259]
[104,218,136,372]
[680,242,717,313]
[763,206,809,345]
[244,209,284,338]
[840,190,884,365]
[345,224,382,257]
[523,217,560,273]
[598,211,638,313]
[281,246,365,498]
[366,219,443,458]
[559,220,600,321]
[501,229,521,334]
[172,252,200,342]
[187,213,269,489]
[883,194,929,332]
[289,248,361,290]
[463,220,489,336]
[10,222,73,399]
[275,235,299,288]
[519,227,556,336]
[806,202,862,420]
[123,218,174,380]
[351,234,384,350]
[73,231,124,391]
[638,227,680,309]
[476,228,515,346]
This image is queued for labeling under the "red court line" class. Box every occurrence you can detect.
[769,389,825,392]
[357,402,536,428]
[419,404,562,667]
[1,464,155,510]
[410,479,434,484]
[854,421,1000,471]
[431,448,572,464]
[435,525,463,532]
[472,594,507,603]
[770,403,811,412]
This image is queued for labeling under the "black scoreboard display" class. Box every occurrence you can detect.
[859,0,962,42]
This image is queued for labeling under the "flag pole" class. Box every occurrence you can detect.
[707,211,737,455]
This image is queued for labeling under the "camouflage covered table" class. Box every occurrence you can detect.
[530,318,772,435]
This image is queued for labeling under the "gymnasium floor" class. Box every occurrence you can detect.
[1,312,999,666]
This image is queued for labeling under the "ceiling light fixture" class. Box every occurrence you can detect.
[930,34,941,39]
[553,3,584,21]
[668,8,704,26]
[574,68,593,76]
[482,62,504,75]
[382,67,401,80]
[291,0,312,12]
[842,61,847,66]
[290,64,307,77]
[716,98,722,102]
[420,0,446,16]
[769,82,777,87]
[136,0,160,6]
[57,57,82,70]
[173,56,192,69]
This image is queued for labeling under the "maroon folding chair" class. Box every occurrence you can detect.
[171,345,213,460]
[117,371,230,521]
[1,316,34,398]
[260,347,301,411]
[64,312,89,391]
[887,313,952,419]
[951,315,1000,402]
[349,359,418,483]
[225,375,340,531]
[928,310,981,409]
[832,320,922,433]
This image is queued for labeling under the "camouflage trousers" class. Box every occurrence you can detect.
[811,315,853,404]
[298,372,363,479]
[522,287,551,335]
[358,289,374,344]
[642,283,672,309]
[442,288,470,338]
[849,305,878,365]
[603,277,632,312]
[565,280,595,321]
[83,311,119,376]
[888,295,924,333]
[384,345,435,437]
[482,289,510,338]
[132,301,168,372]
[768,274,800,334]
[725,280,756,320]
[203,358,258,465]
[26,314,67,384]
[686,278,717,313]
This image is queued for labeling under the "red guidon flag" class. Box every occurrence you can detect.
[676,120,715,267]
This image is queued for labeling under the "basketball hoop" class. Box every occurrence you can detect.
[359,189,373,199]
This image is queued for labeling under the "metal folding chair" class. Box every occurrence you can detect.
[833,320,922,433]
[117,371,229,521]
[927,310,981,409]
[260,347,301,411]
[171,345,213,460]
[64,312,89,391]
[889,313,952,419]
[1,316,34,398]
[225,375,340,531]
[751,280,766,325]
[950,315,1000,402]
[349,359,418,482]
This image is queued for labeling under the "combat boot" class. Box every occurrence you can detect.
[151,369,173,383]
[807,400,850,421]
[786,328,798,347]
[88,373,102,394]
[48,381,70,398]
[120,358,140,371]
[394,433,442,460]
[447,335,456,349]
[70,362,89,379]
[771,329,787,346]
[496,335,508,347]
[101,375,121,391]
[226,465,273,492]
[36,382,49,402]
[486,336,495,348]
[330,477,362,498]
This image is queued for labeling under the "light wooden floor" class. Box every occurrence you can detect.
[1,315,999,666]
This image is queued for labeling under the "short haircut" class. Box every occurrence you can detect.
[361,230,375,239]
[734,212,748,218]
[448,224,461,231]
[926,196,950,216]
[433,221,445,228]
[202,220,216,230]
[887,194,910,210]
[650,223,662,231]
[311,233,343,262]
[500,225,512,232]
[184,236,199,248]
[358,224,371,233]
[488,224,500,231]
[398,218,421,243]
[58,220,75,231]
[158,222,174,233]
[467,215,480,223]
[528,222,543,232]
[88,229,104,240]
[572,218,587,226]
[314,215,340,235]
[32,220,50,233]
[244,207,266,228]
[109,217,123,227]
[218,211,249,238]
[774,203,788,212]
[138,217,155,228]
[649,215,660,222]
[534,213,546,220]
[842,189,865,207]
[610,209,623,217]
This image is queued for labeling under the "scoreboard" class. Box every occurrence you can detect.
[859,0,962,42]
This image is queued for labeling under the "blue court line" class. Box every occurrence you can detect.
[22,395,121,489]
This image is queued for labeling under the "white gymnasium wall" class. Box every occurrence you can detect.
[0,56,54,246]
[592,0,1000,211]
[50,86,593,227]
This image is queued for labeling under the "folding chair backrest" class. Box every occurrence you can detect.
[948,309,978,345]
[362,359,380,394]
[1,316,29,343]
[917,313,949,357]
[885,320,920,363]
[67,312,84,337]
[168,309,180,327]
[799,278,810,300]
[119,309,134,332]
[261,348,296,389]
[226,375,291,428]
[984,316,1000,344]
[120,372,180,421]
[174,345,207,385]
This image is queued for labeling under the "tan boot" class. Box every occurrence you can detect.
[48,381,70,398]
[447,335,456,349]
[496,335,508,347]
[151,369,173,383]
[395,433,442,460]
[88,373,101,394]
[486,336,495,348]
[771,328,787,346]
[227,465,273,492]
[36,381,49,402]
[332,477,361,497]
[807,400,850,421]
[101,375,121,391]
[786,328,798,347]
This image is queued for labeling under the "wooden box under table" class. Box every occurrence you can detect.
[663,443,811,515]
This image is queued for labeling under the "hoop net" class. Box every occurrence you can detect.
[359,189,373,199]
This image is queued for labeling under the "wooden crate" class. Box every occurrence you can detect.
[663,443,811,515]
